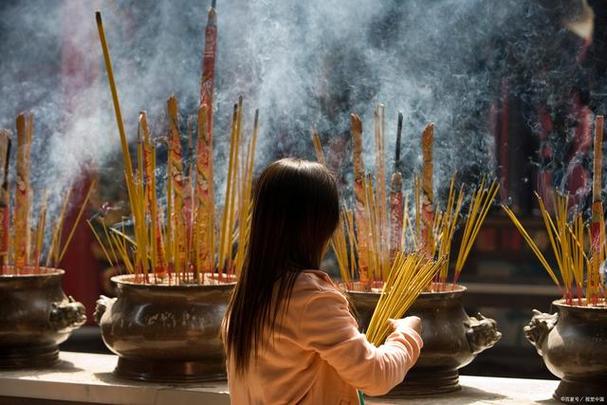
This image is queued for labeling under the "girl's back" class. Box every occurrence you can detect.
[224,159,423,405]
[228,270,422,405]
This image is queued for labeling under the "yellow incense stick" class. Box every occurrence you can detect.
[87,219,114,267]
[58,181,97,263]
[96,13,135,192]
[351,113,370,283]
[14,113,32,271]
[502,200,561,287]
[33,192,48,272]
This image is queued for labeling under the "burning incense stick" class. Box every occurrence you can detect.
[351,113,370,283]
[200,0,217,113]
[194,104,214,276]
[95,12,138,222]
[195,0,218,279]
[389,112,404,261]
[198,0,217,192]
[0,131,10,268]
[374,105,389,275]
[224,97,243,275]
[14,113,33,271]
[139,112,166,275]
[395,112,403,173]
[364,173,381,280]
[420,123,434,256]
[590,115,604,304]
[168,96,187,278]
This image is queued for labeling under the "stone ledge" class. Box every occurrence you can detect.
[0,351,560,404]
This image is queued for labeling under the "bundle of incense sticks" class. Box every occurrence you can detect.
[366,252,443,345]
[95,10,257,284]
[313,108,498,291]
[503,115,606,307]
[0,114,94,275]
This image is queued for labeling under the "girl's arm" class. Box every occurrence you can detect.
[298,288,422,396]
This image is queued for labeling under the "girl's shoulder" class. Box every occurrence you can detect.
[294,270,343,298]
[297,269,335,287]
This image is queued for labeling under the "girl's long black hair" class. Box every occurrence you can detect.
[224,158,340,375]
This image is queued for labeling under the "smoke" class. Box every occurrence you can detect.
[0,0,602,222]
[0,0,208,220]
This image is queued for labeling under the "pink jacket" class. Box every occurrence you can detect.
[227,270,423,405]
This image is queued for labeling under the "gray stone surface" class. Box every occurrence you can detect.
[0,352,560,404]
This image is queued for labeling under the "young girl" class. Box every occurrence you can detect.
[223,158,423,404]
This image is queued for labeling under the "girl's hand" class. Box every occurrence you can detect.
[388,316,422,334]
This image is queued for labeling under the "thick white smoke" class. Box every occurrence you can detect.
[0,0,599,222]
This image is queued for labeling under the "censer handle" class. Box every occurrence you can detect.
[524,309,558,356]
[94,295,116,325]
[465,312,502,354]
[49,296,87,332]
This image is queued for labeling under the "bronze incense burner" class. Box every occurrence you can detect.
[0,267,86,368]
[525,300,607,402]
[348,284,501,396]
[95,274,235,383]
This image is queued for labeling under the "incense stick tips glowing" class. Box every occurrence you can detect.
[168,96,179,118]
[422,122,434,146]
[596,115,604,132]
[138,112,149,141]
[351,113,362,133]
